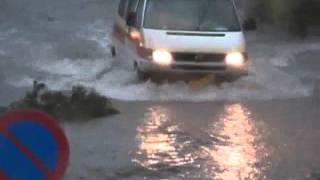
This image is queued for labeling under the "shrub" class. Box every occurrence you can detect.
[0,107,7,114]
[6,81,119,121]
[248,0,318,37]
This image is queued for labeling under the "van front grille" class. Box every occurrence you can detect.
[171,65,226,71]
[172,53,226,63]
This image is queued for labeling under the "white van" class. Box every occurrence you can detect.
[111,0,253,80]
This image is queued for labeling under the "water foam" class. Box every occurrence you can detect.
[1,6,319,101]
[27,26,316,101]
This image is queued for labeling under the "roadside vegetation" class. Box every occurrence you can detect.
[247,0,319,37]
[0,107,6,114]
[1,81,119,121]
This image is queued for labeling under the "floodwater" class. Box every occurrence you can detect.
[1,0,320,179]
[133,103,264,179]
[0,0,320,102]
[64,98,320,180]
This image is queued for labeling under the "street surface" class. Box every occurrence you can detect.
[1,0,320,179]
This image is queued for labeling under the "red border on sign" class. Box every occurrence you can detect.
[0,170,9,180]
[0,109,69,180]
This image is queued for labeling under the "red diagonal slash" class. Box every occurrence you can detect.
[0,170,9,180]
[2,131,51,176]
[0,109,69,180]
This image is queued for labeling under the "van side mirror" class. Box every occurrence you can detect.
[126,12,137,27]
[243,18,257,31]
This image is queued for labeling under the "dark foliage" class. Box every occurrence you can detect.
[248,0,319,37]
[0,107,7,115]
[6,81,119,121]
[243,18,257,31]
[292,0,320,37]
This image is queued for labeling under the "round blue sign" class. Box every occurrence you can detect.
[0,110,69,180]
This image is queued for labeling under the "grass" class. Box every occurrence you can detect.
[5,81,119,121]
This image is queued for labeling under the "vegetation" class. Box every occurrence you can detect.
[0,107,7,114]
[5,81,119,121]
[249,0,319,37]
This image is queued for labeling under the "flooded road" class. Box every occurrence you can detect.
[133,103,265,179]
[1,0,320,179]
[63,98,320,180]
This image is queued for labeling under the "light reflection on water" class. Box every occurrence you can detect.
[201,103,266,180]
[133,104,267,179]
[133,106,195,170]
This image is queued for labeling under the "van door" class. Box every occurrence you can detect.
[126,0,145,58]
[112,0,129,47]
[113,0,142,58]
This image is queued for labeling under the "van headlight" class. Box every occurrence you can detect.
[225,52,245,67]
[152,50,173,66]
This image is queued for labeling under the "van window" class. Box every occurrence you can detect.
[128,0,139,13]
[118,0,128,18]
[144,0,241,32]
[135,0,144,27]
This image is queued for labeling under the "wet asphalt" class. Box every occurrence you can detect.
[1,48,320,180]
[1,0,320,178]
[60,96,320,180]
[64,50,320,180]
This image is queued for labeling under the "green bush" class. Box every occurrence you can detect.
[7,82,119,121]
[250,0,318,37]
[292,0,320,36]
[0,107,7,114]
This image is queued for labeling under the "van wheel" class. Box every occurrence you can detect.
[110,46,116,57]
[216,75,240,83]
[137,69,150,81]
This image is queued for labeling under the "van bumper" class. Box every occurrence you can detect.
[136,59,248,76]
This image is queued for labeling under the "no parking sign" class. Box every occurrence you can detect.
[0,110,69,180]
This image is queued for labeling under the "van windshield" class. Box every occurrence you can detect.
[144,0,241,31]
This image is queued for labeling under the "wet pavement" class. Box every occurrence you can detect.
[62,98,320,180]
[1,0,320,179]
[1,28,320,179]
